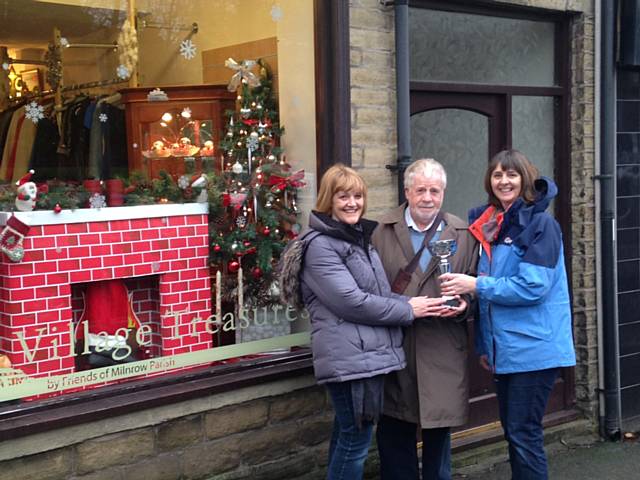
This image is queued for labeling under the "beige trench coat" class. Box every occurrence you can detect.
[372,205,478,429]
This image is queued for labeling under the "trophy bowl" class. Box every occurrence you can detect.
[428,239,459,308]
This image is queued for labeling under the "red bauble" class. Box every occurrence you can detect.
[213,244,221,252]
[251,266,263,279]
[243,240,251,247]
[262,226,270,236]
[228,260,240,273]
[53,203,62,214]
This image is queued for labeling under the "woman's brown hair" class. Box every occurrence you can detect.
[484,149,539,209]
[315,164,368,215]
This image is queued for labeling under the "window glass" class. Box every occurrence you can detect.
[0,0,315,404]
[411,108,488,220]
[409,8,556,86]
[511,95,555,178]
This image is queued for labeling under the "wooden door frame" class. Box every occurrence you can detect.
[410,89,508,158]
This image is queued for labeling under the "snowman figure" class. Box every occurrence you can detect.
[15,170,37,212]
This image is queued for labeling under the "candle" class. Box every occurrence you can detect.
[216,270,222,323]
[237,265,244,312]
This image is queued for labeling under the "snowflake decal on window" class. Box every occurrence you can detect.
[25,102,45,124]
[246,134,259,151]
[178,175,190,189]
[271,5,283,22]
[99,113,108,123]
[236,216,247,228]
[117,64,130,80]
[89,193,106,209]
[179,39,197,60]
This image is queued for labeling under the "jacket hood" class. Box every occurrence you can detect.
[308,211,378,247]
[469,176,558,225]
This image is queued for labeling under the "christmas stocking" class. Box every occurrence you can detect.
[0,216,30,262]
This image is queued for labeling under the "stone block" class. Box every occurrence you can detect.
[156,415,203,453]
[182,437,242,479]
[350,48,363,67]
[352,146,365,168]
[298,413,334,446]
[350,29,394,50]
[351,87,396,107]
[73,466,124,480]
[269,387,327,422]
[363,146,396,168]
[351,67,395,89]
[205,399,268,440]
[355,107,395,127]
[350,7,392,31]
[0,448,71,480]
[122,453,180,480]
[243,453,318,480]
[240,424,301,465]
[362,50,394,70]
[352,127,396,147]
[76,429,154,475]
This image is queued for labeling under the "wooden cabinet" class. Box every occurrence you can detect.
[120,85,236,178]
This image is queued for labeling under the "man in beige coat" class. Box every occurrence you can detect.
[372,158,478,480]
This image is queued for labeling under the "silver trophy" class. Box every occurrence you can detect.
[428,239,459,307]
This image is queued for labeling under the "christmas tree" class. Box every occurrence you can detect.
[210,58,305,308]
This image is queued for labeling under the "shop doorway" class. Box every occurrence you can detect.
[410,87,574,432]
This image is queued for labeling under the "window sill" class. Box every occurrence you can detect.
[0,350,313,442]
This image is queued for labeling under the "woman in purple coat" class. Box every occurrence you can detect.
[299,164,432,480]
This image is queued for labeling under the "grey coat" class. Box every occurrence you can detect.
[300,212,414,384]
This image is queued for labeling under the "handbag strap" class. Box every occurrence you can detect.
[403,211,444,275]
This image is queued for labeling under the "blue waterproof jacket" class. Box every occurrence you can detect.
[471,177,576,374]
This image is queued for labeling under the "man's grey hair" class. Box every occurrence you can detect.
[404,158,447,189]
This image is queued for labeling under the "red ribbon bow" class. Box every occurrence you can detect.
[269,170,305,192]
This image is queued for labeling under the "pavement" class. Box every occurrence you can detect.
[455,437,640,479]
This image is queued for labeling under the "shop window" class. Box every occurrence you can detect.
[0,0,319,409]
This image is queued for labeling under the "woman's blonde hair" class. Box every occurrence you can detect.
[315,164,368,215]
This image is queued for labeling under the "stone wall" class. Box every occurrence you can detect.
[567,7,598,420]
[0,378,337,480]
[349,0,398,218]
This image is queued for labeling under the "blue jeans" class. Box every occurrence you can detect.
[326,382,374,480]
[495,368,559,480]
[377,415,451,480]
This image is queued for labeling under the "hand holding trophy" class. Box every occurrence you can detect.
[428,239,460,307]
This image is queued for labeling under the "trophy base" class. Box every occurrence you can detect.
[442,296,460,308]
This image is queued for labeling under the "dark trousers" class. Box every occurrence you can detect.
[495,368,559,480]
[326,382,374,480]
[377,415,451,480]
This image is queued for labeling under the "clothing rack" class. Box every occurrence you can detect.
[7,59,48,66]
[138,16,198,34]
[64,43,118,50]
[62,78,128,93]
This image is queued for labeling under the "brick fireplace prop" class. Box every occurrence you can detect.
[0,203,211,380]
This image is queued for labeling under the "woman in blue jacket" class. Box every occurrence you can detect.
[298,164,435,480]
[440,149,576,480]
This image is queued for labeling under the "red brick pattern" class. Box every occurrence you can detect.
[0,212,211,379]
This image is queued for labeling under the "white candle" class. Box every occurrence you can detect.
[237,265,244,312]
[216,270,222,322]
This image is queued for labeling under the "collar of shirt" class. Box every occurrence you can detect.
[404,206,443,233]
